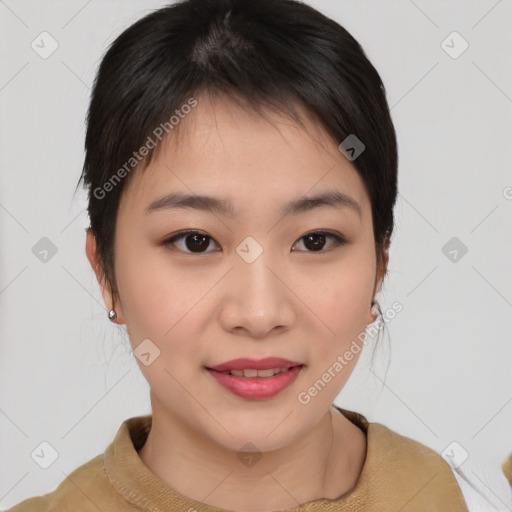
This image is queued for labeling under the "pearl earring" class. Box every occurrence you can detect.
[108,309,117,321]
[370,300,378,322]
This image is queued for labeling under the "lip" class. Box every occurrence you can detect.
[206,365,304,400]
[206,357,302,372]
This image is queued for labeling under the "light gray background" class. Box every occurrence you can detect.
[1,0,511,509]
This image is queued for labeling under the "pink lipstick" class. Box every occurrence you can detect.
[205,357,304,400]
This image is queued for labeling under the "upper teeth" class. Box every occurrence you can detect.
[227,367,291,377]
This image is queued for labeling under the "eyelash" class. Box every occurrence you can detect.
[161,230,347,254]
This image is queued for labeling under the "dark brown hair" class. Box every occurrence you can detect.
[76,0,398,310]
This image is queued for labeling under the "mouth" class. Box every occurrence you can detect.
[205,365,304,378]
[204,364,305,400]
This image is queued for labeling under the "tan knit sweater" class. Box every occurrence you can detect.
[503,454,512,487]
[7,406,468,511]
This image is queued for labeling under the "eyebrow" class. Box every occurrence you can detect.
[144,189,361,219]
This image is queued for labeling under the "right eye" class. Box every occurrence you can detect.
[162,230,221,254]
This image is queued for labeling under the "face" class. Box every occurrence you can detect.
[87,95,386,453]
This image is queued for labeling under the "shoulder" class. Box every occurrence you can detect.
[340,407,458,476]
[368,422,468,509]
[7,415,152,512]
[370,421,448,468]
[336,407,468,510]
[6,453,126,512]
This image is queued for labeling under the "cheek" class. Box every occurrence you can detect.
[114,238,201,347]
[312,254,376,349]
[116,263,206,398]
[330,272,373,325]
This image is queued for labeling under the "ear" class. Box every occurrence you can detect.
[85,228,125,324]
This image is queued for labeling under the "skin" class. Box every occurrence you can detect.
[86,94,388,512]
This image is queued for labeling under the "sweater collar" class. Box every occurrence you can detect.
[103,406,373,511]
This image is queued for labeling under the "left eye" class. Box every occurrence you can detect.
[162,230,346,254]
[292,231,346,252]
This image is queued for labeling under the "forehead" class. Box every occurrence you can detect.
[119,95,370,219]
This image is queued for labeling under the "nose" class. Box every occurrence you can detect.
[217,247,296,339]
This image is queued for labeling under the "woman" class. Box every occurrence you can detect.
[7,0,481,510]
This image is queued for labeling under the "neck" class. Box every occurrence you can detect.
[138,395,366,512]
